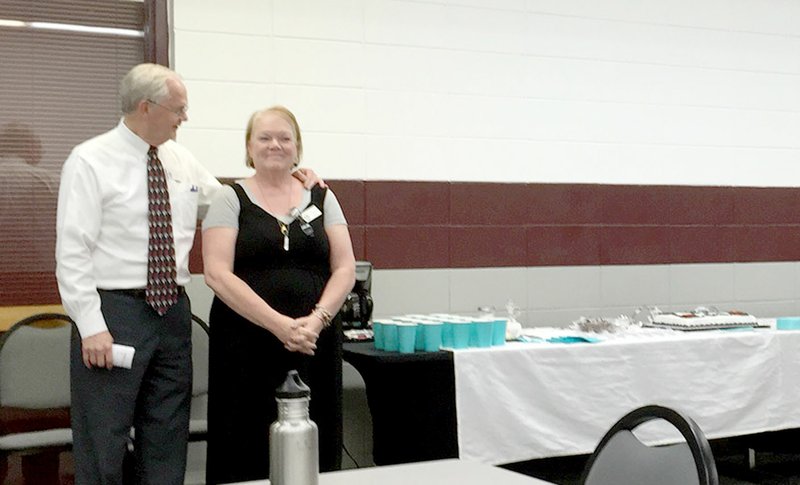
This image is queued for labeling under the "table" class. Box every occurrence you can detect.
[0,304,65,332]
[346,329,800,466]
[457,328,800,463]
[342,343,457,465]
[230,458,555,484]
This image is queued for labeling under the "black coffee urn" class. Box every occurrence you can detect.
[340,261,374,329]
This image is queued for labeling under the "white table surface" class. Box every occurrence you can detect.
[230,459,555,484]
[454,327,800,464]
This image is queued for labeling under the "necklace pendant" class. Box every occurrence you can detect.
[278,221,290,251]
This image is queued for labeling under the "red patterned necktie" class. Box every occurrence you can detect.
[146,146,178,315]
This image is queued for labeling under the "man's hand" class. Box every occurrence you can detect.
[82,331,114,369]
[292,167,327,189]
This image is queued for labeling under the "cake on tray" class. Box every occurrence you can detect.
[647,310,757,331]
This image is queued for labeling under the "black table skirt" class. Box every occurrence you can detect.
[343,342,458,465]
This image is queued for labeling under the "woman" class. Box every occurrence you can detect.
[202,106,356,484]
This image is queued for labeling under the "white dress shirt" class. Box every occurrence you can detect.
[56,120,221,338]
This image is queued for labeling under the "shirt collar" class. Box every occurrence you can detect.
[117,118,152,156]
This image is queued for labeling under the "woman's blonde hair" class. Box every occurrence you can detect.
[244,105,303,168]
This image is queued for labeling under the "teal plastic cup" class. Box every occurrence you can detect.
[777,317,800,330]
[372,320,387,350]
[492,319,507,346]
[441,321,455,348]
[393,317,425,350]
[396,323,417,353]
[415,328,426,350]
[452,321,472,349]
[420,321,443,352]
[473,318,494,348]
[383,322,399,352]
[410,319,427,351]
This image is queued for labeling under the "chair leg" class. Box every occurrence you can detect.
[748,448,756,469]
[21,450,61,484]
[123,442,137,484]
[0,453,8,484]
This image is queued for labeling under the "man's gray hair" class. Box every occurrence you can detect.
[119,63,181,114]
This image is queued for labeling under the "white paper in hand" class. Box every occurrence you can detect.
[111,344,135,369]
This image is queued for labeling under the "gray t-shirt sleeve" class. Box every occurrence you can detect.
[201,184,240,231]
[323,189,347,226]
[201,182,347,231]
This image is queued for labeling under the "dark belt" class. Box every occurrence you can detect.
[102,287,185,299]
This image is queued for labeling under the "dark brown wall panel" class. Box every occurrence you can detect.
[527,184,605,225]
[365,181,449,225]
[668,226,737,264]
[666,186,735,225]
[348,225,366,261]
[735,226,800,262]
[598,185,673,225]
[365,226,450,269]
[526,226,601,266]
[181,180,800,273]
[734,188,800,224]
[599,226,672,265]
[188,223,203,274]
[451,183,532,225]
[450,226,528,268]
[328,180,365,225]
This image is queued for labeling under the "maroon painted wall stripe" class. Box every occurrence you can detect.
[192,180,800,270]
[321,181,800,270]
[9,181,800,305]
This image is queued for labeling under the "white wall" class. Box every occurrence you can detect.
[367,262,800,325]
[174,1,800,326]
[173,0,800,186]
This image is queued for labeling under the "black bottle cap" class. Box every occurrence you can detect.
[276,370,311,398]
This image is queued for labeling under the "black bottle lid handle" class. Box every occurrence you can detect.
[276,370,311,398]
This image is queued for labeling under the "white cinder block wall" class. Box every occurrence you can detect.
[174,0,800,327]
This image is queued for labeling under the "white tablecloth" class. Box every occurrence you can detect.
[453,328,800,464]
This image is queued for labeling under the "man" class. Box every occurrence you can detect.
[0,122,57,273]
[56,62,218,484]
[56,63,320,484]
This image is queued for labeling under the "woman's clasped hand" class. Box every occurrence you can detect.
[282,316,320,355]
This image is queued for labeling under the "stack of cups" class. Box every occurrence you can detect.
[471,317,495,348]
[492,318,507,345]
[371,313,508,352]
[450,317,472,349]
[371,319,397,351]
[395,322,417,353]
[392,316,425,352]
[429,314,457,349]
[419,320,444,352]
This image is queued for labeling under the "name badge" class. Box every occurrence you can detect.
[301,205,322,222]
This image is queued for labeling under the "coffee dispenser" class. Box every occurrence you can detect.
[340,261,374,329]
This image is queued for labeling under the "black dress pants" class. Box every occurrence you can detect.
[70,291,192,485]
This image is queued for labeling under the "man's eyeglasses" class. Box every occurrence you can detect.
[147,99,188,117]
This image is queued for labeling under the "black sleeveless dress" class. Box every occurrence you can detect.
[205,183,343,485]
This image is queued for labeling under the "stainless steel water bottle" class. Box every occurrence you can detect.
[270,370,319,485]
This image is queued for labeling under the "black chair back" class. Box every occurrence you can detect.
[581,404,718,485]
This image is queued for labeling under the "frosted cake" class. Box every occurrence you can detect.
[648,310,757,331]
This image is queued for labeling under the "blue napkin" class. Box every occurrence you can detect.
[516,335,601,344]
[546,336,601,344]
